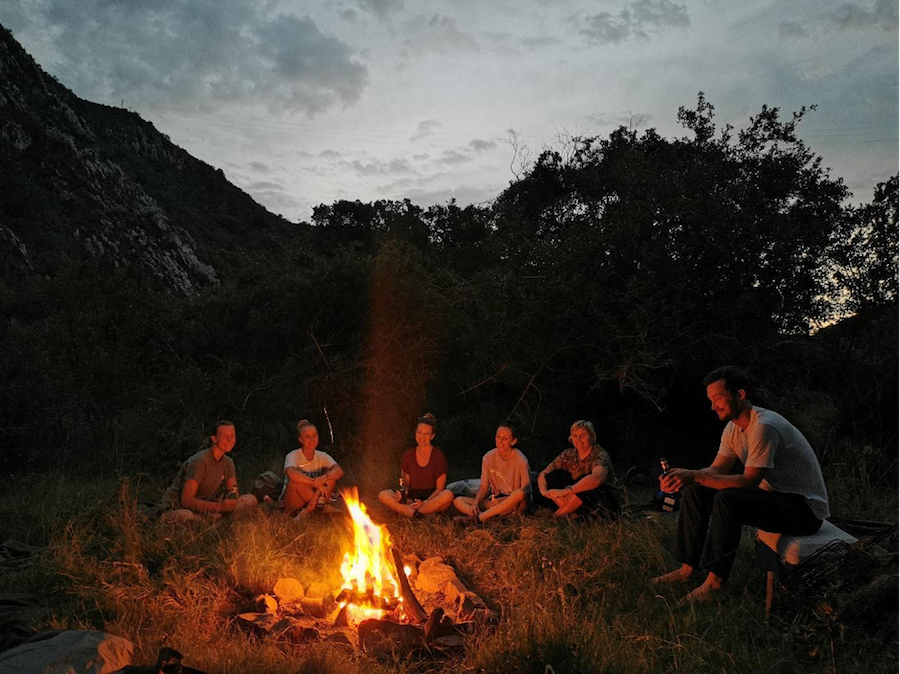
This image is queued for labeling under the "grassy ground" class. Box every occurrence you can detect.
[0,474,896,673]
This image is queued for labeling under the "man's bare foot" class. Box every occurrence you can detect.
[652,565,694,585]
[680,582,724,604]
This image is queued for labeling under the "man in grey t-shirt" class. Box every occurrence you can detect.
[652,366,829,603]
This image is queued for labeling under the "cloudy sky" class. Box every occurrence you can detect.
[2,0,897,221]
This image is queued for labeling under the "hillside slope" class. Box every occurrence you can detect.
[0,23,298,293]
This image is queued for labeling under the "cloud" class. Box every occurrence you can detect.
[436,149,473,165]
[830,0,897,31]
[410,118,442,141]
[248,161,272,174]
[240,180,307,218]
[468,139,497,151]
[4,0,369,115]
[777,21,808,38]
[580,0,690,45]
[355,0,405,22]
[799,66,836,81]
[400,14,481,55]
[349,157,415,176]
[247,180,284,192]
[520,35,563,49]
[775,0,896,40]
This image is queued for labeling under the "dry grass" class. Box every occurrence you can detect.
[0,476,896,673]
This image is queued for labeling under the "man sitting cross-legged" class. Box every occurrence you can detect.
[453,423,531,524]
[652,366,830,603]
[281,419,344,519]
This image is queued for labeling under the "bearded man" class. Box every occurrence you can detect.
[653,366,830,602]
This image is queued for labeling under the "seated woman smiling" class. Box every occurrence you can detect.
[536,419,621,519]
[378,413,454,519]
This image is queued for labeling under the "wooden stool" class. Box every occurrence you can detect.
[755,521,857,618]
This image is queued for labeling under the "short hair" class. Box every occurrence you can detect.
[569,419,597,445]
[211,420,234,436]
[497,421,517,438]
[703,366,757,400]
[417,412,437,431]
[296,419,316,436]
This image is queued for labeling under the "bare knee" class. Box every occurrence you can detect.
[453,496,473,513]
[161,509,201,524]
[236,494,257,510]
[435,489,454,506]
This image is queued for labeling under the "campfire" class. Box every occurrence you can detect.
[336,489,421,624]
[236,489,494,655]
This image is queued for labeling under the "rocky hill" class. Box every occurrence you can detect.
[0,23,298,293]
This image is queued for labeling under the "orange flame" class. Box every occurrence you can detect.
[339,488,403,622]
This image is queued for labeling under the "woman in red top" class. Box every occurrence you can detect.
[377,413,454,519]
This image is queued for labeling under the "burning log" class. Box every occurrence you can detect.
[297,595,334,618]
[297,582,335,617]
[391,546,427,624]
[335,586,399,613]
[333,604,350,627]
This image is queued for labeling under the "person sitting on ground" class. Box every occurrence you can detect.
[652,366,829,603]
[453,423,531,524]
[536,419,621,519]
[160,420,258,523]
[378,413,454,519]
[281,419,344,518]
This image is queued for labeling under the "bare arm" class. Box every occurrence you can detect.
[696,464,767,490]
[537,469,550,497]
[286,466,314,485]
[570,464,606,493]
[180,480,235,513]
[660,454,766,492]
[470,482,490,514]
[313,463,343,490]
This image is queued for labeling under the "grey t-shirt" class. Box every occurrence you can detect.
[480,448,532,496]
[161,448,235,510]
[717,406,830,519]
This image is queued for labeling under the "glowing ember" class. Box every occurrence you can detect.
[339,488,403,623]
